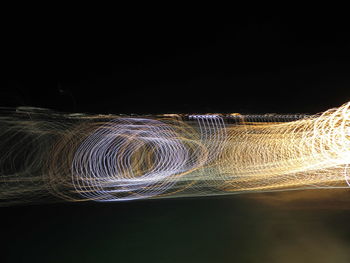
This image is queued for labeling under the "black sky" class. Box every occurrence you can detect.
[4,14,350,115]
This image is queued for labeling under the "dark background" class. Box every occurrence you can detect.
[2,13,350,262]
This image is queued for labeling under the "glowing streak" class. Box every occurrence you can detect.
[1,102,350,205]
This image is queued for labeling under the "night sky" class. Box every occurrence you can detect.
[2,13,350,262]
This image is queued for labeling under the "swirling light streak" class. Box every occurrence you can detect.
[1,102,350,205]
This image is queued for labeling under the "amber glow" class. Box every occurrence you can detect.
[1,102,350,205]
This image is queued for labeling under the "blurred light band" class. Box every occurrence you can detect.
[1,102,350,205]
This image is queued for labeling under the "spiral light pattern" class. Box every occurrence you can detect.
[1,102,350,205]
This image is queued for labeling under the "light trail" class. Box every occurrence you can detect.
[1,102,350,206]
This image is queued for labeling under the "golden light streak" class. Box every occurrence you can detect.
[1,102,350,205]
